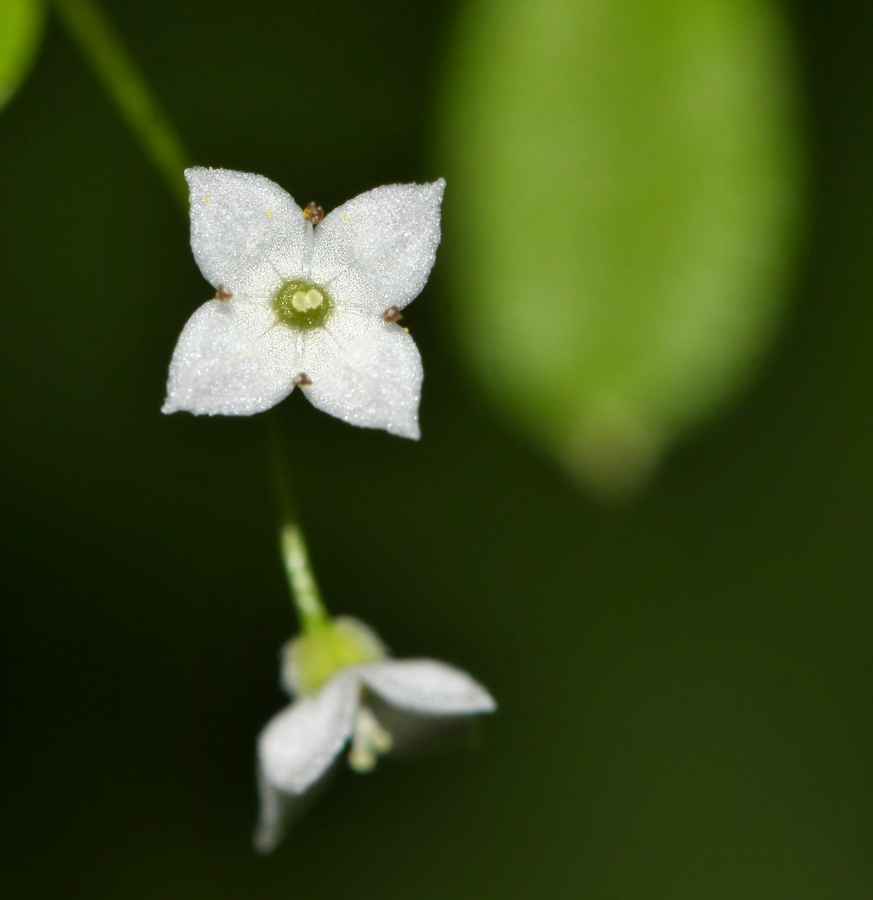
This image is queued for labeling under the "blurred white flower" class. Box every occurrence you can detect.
[254,617,495,852]
[162,168,446,439]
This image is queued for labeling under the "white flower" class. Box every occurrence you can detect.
[254,617,496,852]
[162,168,446,439]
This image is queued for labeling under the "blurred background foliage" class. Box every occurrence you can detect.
[439,0,804,496]
[0,0,43,110]
[0,0,872,897]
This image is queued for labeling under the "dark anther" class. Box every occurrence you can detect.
[303,203,325,225]
[382,306,403,323]
[293,373,313,387]
[215,284,233,300]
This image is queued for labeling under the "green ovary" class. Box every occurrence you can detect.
[273,280,333,329]
[283,617,387,697]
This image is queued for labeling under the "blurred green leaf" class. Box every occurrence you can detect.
[0,0,44,111]
[438,0,804,496]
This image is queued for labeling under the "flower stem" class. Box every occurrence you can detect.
[279,524,330,633]
[52,0,191,210]
[55,0,327,631]
[268,413,330,632]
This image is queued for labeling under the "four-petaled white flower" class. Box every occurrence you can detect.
[162,168,446,439]
[255,617,496,852]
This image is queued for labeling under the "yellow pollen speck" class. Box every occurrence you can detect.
[343,214,350,221]
[203,194,212,201]
[266,209,273,217]
[291,288,324,312]
[402,326,410,333]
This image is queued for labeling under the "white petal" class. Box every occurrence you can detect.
[253,766,293,854]
[310,180,445,314]
[162,300,300,415]
[358,660,497,715]
[299,310,423,439]
[258,672,359,795]
[186,167,308,300]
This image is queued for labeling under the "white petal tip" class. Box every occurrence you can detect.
[160,397,207,416]
[184,166,210,184]
[446,681,497,715]
[253,827,280,855]
[359,659,497,716]
[391,422,421,440]
[476,692,498,714]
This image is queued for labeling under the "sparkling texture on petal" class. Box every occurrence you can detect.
[300,310,423,439]
[358,660,497,715]
[186,168,309,300]
[162,300,300,416]
[258,672,359,796]
[310,180,445,314]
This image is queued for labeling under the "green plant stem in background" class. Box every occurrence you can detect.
[52,0,190,209]
[55,0,325,629]
[0,0,46,112]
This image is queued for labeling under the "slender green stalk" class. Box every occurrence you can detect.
[268,413,330,632]
[53,0,190,209]
[279,524,330,632]
[55,0,327,628]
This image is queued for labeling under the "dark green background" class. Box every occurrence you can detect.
[1,1,872,896]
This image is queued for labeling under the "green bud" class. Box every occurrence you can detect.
[438,0,804,497]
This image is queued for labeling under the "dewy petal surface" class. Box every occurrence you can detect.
[162,300,300,415]
[300,310,423,439]
[258,672,359,795]
[358,660,497,715]
[186,168,309,300]
[310,180,445,314]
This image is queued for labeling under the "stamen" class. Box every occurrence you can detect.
[348,706,393,773]
[303,202,325,225]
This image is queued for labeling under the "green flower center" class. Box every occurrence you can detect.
[281,617,388,697]
[272,280,333,329]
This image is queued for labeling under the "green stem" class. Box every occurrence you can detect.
[268,413,330,632]
[55,0,327,631]
[53,0,191,209]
